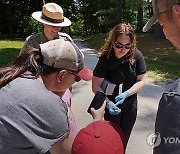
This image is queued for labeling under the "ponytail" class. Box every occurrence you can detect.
[0,47,43,88]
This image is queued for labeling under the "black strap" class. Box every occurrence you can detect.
[41,13,64,23]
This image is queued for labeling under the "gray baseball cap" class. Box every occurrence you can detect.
[40,39,93,81]
[143,0,180,32]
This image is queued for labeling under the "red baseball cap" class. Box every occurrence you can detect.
[72,120,125,154]
[77,66,93,81]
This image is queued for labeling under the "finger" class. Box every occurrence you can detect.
[116,100,124,105]
[117,108,122,113]
[110,110,121,115]
[114,109,121,115]
[109,107,120,115]
[90,107,95,113]
[113,107,121,113]
[91,107,104,121]
[115,96,122,102]
[109,108,114,113]
[90,107,96,117]
[109,107,117,113]
[106,101,113,108]
[115,96,118,102]
[100,100,106,110]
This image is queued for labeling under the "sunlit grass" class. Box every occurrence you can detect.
[0,40,23,67]
[0,35,179,81]
[0,40,23,48]
[137,33,179,80]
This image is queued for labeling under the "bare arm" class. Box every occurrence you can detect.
[127,73,146,96]
[49,131,74,154]
[48,100,106,154]
[90,100,106,121]
[92,76,104,94]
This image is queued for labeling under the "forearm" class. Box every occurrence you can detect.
[127,75,146,96]
[92,85,103,94]
[127,80,145,95]
[49,132,74,154]
[92,76,104,94]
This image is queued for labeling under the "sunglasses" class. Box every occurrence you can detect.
[67,70,81,82]
[114,42,131,49]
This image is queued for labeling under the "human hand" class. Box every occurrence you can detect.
[115,91,129,106]
[107,101,121,115]
[91,101,106,121]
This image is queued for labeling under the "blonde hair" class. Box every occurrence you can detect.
[99,23,137,63]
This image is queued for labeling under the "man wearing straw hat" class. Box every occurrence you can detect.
[20,2,78,138]
[21,2,72,52]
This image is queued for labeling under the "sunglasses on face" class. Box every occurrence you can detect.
[67,70,81,82]
[114,42,131,49]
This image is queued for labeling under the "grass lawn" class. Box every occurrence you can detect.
[84,33,180,82]
[0,34,180,82]
[0,40,23,67]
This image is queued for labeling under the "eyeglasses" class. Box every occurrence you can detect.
[114,42,131,49]
[67,70,81,82]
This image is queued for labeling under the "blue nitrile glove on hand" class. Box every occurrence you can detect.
[106,91,129,115]
[115,91,130,106]
[107,101,121,115]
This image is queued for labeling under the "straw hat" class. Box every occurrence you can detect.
[32,3,71,27]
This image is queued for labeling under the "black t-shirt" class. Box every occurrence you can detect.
[93,50,146,107]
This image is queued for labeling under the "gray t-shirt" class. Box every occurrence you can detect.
[0,77,69,154]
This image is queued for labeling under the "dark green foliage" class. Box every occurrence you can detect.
[0,48,20,67]
[0,0,76,38]
[0,0,160,37]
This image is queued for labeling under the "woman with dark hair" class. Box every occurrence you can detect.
[92,23,146,147]
[20,2,78,137]
[0,39,96,154]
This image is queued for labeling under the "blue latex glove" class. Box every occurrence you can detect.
[115,91,129,106]
[106,101,121,115]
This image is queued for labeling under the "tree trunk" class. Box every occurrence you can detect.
[116,0,125,23]
[136,6,143,32]
[8,0,14,38]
